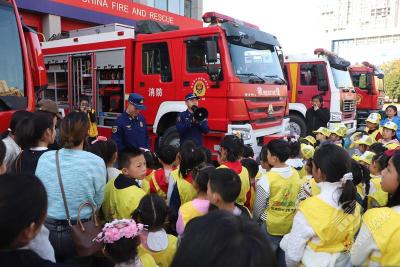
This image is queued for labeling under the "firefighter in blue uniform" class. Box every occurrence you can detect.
[112,93,149,151]
[176,93,209,146]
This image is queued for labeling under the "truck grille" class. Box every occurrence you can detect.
[343,100,356,112]
[244,97,286,130]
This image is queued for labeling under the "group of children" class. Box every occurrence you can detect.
[1,105,400,267]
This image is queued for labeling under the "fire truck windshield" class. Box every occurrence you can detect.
[229,42,284,84]
[0,1,24,96]
[331,67,353,89]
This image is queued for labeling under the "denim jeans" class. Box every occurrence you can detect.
[45,218,92,267]
[260,223,287,267]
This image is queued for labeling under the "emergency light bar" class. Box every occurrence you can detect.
[202,12,259,30]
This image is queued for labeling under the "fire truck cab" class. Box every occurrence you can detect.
[284,48,357,136]
[0,0,46,131]
[350,62,385,127]
[41,13,289,155]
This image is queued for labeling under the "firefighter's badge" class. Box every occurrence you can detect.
[112,126,118,133]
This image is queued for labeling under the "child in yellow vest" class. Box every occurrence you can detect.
[368,152,389,208]
[132,194,177,267]
[285,136,306,178]
[207,168,251,219]
[329,123,348,147]
[351,151,400,267]
[89,136,120,181]
[301,135,317,148]
[365,112,382,142]
[281,144,361,267]
[298,144,320,201]
[168,141,206,221]
[217,135,250,206]
[149,145,178,200]
[379,121,400,150]
[241,158,259,212]
[79,97,98,142]
[313,127,331,146]
[94,218,156,267]
[142,149,161,194]
[253,139,302,266]
[102,147,147,221]
[176,163,214,235]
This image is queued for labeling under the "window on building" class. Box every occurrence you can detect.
[154,0,167,11]
[168,0,180,15]
[142,42,172,82]
[300,64,318,86]
[184,0,192,18]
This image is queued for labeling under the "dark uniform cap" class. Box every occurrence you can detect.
[36,99,62,118]
[128,93,146,110]
[185,93,200,101]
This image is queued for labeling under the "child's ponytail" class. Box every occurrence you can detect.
[338,173,357,214]
[313,144,356,214]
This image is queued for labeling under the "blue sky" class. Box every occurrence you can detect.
[203,0,330,54]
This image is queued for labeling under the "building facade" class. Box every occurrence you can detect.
[320,0,400,64]
[16,0,203,40]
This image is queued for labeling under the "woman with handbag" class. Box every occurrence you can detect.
[35,112,107,265]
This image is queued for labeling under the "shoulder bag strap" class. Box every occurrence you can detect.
[55,150,71,223]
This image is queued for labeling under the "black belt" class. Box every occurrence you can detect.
[46,217,90,226]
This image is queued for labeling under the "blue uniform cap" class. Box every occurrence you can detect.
[128,93,146,110]
[185,93,200,101]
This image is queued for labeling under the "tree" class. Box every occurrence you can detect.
[381,59,400,100]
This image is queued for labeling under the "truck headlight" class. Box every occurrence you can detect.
[330,112,342,122]
[231,129,251,141]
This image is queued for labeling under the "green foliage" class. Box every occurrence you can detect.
[381,59,400,100]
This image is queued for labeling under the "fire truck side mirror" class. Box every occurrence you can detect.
[316,64,328,91]
[205,40,218,63]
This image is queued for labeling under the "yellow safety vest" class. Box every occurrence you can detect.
[300,197,361,253]
[141,172,152,194]
[265,168,302,235]
[87,110,98,138]
[366,127,381,142]
[171,169,197,205]
[151,169,167,199]
[368,177,388,208]
[138,250,157,267]
[363,207,400,266]
[218,164,250,206]
[139,234,177,267]
[102,177,146,221]
[179,200,207,227]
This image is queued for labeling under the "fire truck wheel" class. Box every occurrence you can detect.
[288,114,306,137]
[159,126,180,148]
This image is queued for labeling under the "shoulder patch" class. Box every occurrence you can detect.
[112,126,118,134]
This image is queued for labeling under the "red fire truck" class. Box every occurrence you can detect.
[41,12,289,155]
[349,62,385,127]
[284,48,357,136]
[0,0,47,132]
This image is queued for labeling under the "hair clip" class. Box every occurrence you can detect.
[91,136,107,145]
[94,219,145,244]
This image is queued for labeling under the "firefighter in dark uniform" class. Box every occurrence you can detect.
[112,93,149,151]
[176,93,209,146]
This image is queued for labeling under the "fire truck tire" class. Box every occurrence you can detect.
[159,126,180,148]
[288,114,307,137]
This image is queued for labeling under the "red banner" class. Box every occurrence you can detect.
[51,0,202,30]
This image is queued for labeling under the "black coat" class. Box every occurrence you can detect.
[305,107,330,136]
[0,249,69,267]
